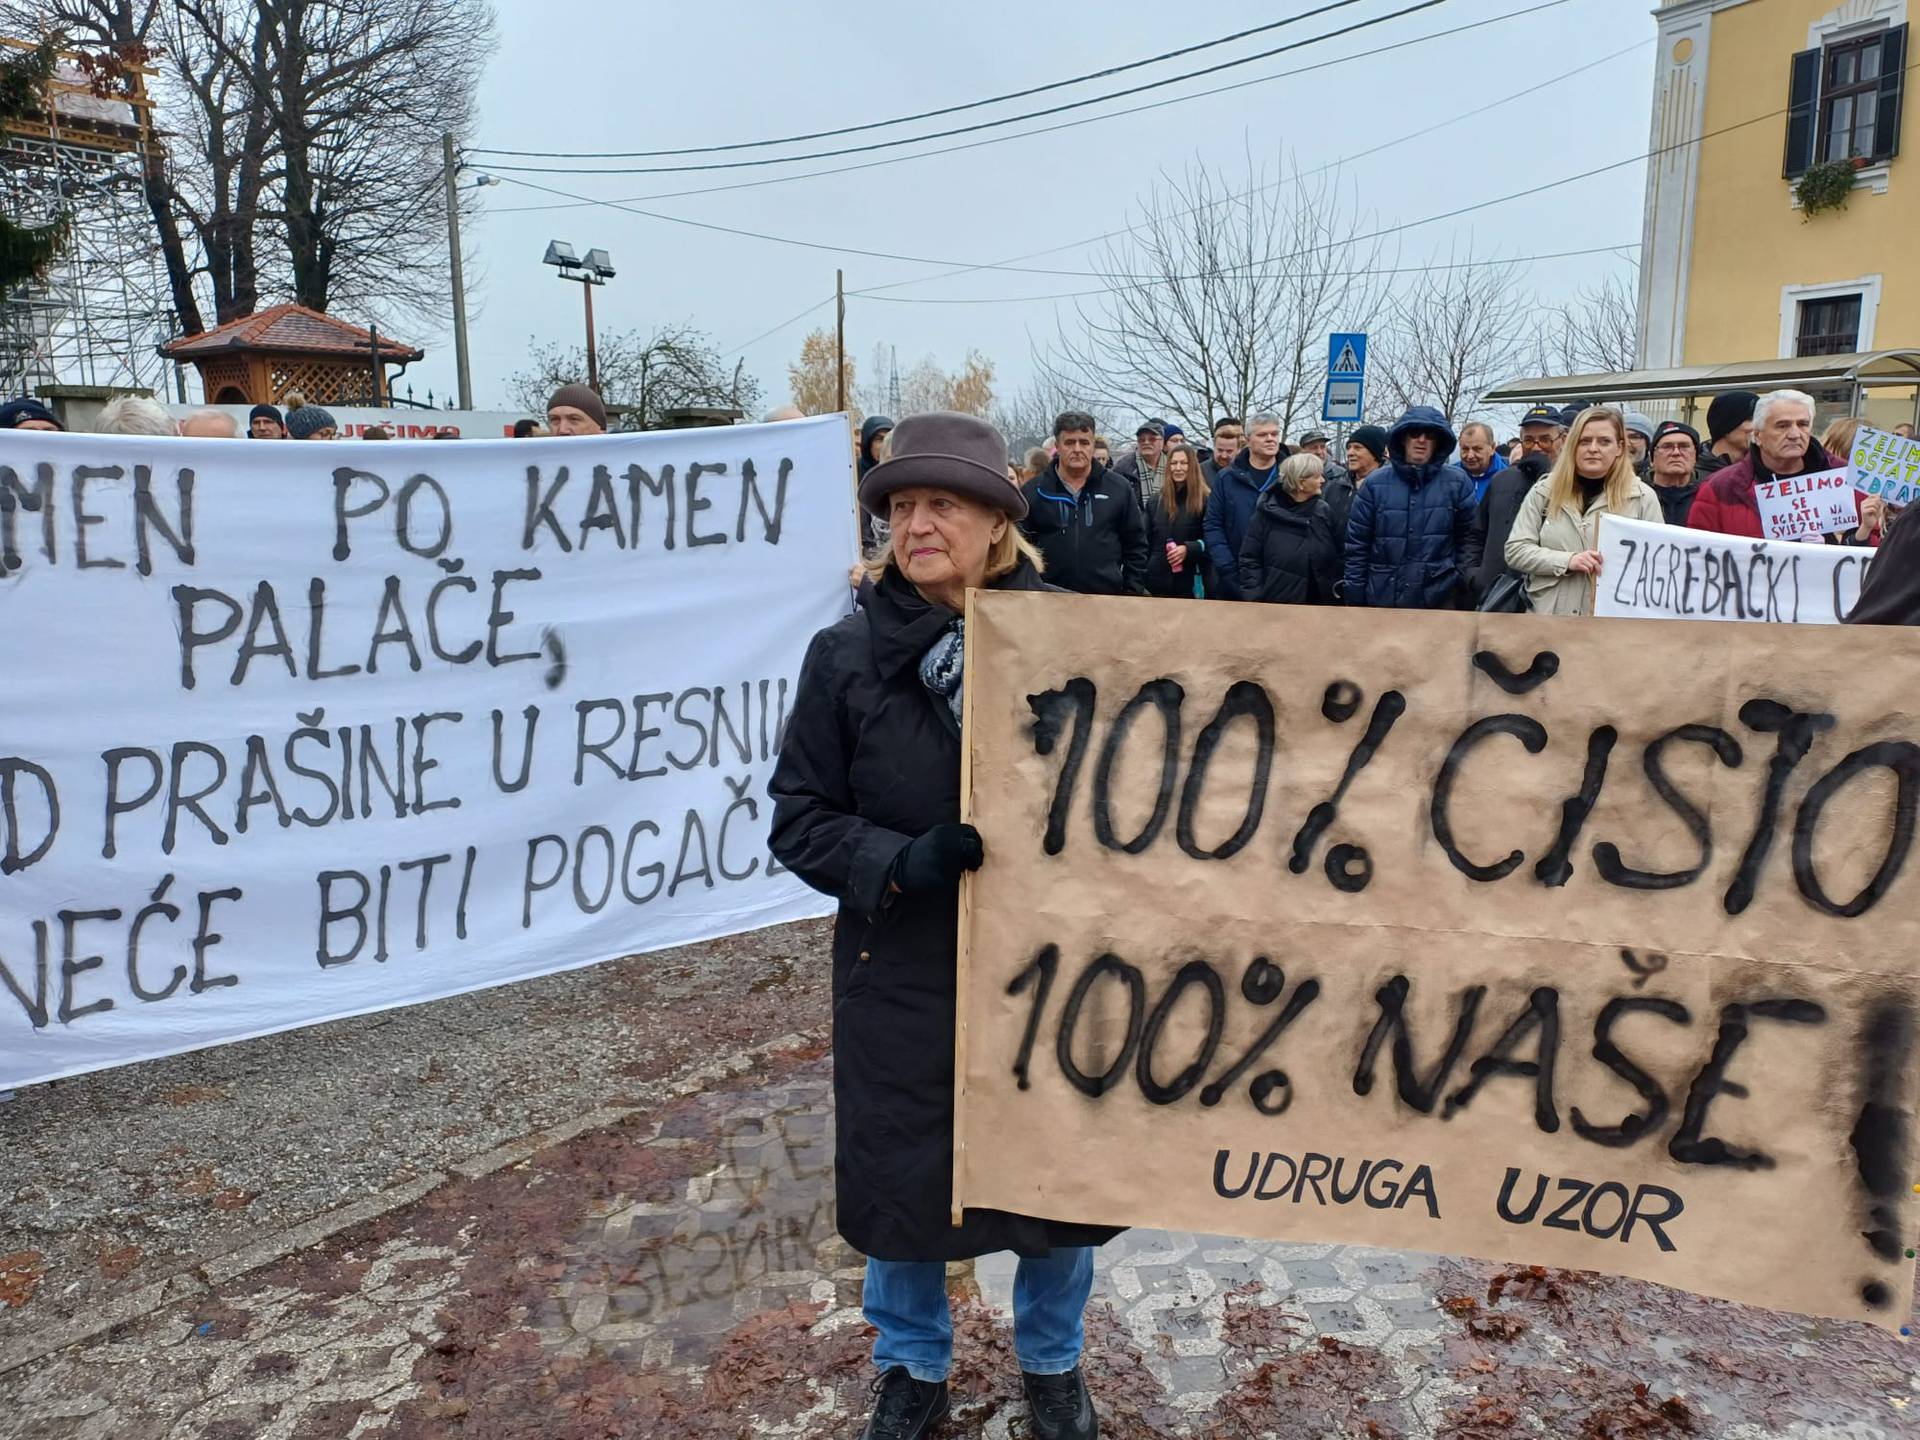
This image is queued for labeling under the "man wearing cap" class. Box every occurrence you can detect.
[772,411,1113,1440]
[1296,430,1349,486]
[1111,417,1167,510]
[546,383,608,437]
[1647,421,1704,525]
[0,397,62,432]
[1698,391,1757,477]
[1020,410,1149,595]
[1514,404,1565,465]
[248,404,286,439]
[1461,406,1560,600]
[1622,411,1656,478]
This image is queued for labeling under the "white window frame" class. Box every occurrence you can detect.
[1777,274,1882,358]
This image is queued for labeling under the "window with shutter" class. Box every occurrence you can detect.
[1784,47,1821,176]
[1872,23,1906,161]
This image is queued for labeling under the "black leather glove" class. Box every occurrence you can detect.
[891,823,984,894]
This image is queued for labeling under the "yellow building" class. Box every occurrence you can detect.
[1640,0,1917,423]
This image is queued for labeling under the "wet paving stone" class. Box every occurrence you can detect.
[3,1046,1917,1438]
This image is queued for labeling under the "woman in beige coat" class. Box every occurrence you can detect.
[1504,407,1663,616]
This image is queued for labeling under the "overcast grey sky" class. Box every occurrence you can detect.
[413,0,1656,416]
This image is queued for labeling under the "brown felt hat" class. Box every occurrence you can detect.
[857,411,1027,520]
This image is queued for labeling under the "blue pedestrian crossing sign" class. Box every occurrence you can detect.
[1323,331,1367,422]
[1328,333,1367,378]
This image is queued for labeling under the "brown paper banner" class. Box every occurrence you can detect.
[955,592,1920,1328]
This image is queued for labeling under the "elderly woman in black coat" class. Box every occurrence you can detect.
[1237,452,1341,604]
[770,412,1110,1440]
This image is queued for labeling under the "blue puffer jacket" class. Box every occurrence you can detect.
[1341,406,1477,608]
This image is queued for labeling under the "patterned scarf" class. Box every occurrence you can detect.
[918,617,965,724]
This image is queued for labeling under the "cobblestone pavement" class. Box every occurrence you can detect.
[4,1040,1917,1439]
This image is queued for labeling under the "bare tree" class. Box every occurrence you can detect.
[1371,246,1530,427]
[989,372,1115,453]
[508,322,760,429]
[1531,267,1640,377]
[1036,152,1385,439]
[192,0,495,329]
[18,0,493,337]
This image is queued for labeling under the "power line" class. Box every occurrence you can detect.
[850,243,1643,306]
[492,51,1885,299]
[848,31,1648,299]
[484,0,1582,215]
[472,0,1382,160]
[477,0,1459,176]
[720,295,835,358]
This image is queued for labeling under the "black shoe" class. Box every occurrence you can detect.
[860,1365,948,1439]
[1022,1366,1097,1440]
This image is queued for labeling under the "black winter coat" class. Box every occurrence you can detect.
[768,563,1121,1262]
[1652,479,1701,526]
[1018,462,1149,595]
[1145,493,1217,597]
[1463,454,1551,600]
[1238,486,1339,604]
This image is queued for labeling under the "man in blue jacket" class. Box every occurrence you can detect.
[1341,406,1477,609]
[1456,421,1506,506]
[1203,412,1285,601]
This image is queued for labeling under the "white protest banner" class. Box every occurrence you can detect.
[1753,466,1857,542]
[0,417,854,1089]
[1593,515,1873,624]
[166,403,527,440]
[1849,425,1920,509]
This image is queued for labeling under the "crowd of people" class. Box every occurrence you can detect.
[880,390,1913,622]
[768,394,1920,1440]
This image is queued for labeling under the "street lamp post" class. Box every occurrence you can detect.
[543,240,616,395]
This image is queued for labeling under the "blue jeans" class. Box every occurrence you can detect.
[863,1248,1095,1383]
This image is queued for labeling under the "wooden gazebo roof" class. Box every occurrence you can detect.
[159,303,423,407]
[161,303,423,363]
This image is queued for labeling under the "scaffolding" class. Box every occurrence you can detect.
[0,40,172,398]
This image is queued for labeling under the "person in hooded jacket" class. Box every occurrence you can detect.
[1462,450,1552,602]
[858,414,895,550]
[1504,407,1663,616]
[771,412,1115,1440]
[1341,405,1477,608]
[1238,453,1340,604]
[1145,441,1217,597]
[1019,410,1149,594]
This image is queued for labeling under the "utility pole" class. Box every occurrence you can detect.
[583,281,600,394]
[834,268,846,415]
[442,133,473,411]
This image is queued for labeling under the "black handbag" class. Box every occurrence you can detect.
[1478,570,1533,614]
